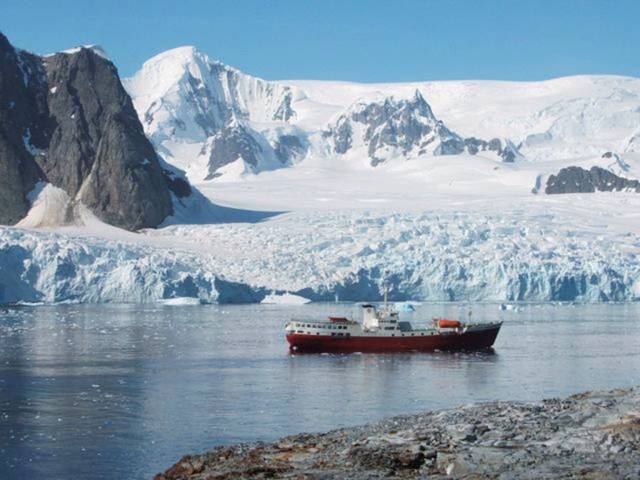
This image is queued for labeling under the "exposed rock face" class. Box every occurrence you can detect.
[0,32,175,230]
[464,137,522,162]
[0,34,47,224]
[324,90,523,166]
[203,124,262,179]
[274,134,307,164]
[156,386,640,479]
[272,91,295,122]
[546,166,640,194]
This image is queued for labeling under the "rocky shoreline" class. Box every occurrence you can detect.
[155,387,640,479]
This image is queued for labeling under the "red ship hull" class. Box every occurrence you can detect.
[286,323,501,354]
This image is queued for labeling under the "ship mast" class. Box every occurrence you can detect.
[383,284,388,309]
[382,281,391,316]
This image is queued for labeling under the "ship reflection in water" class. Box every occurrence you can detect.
[1,302,639,480]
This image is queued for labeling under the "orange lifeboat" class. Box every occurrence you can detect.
[436,319,461,329]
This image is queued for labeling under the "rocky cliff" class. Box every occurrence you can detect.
[0,32,177,230]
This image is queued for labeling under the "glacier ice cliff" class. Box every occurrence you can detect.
[2,206,639,304]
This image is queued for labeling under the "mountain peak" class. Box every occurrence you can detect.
[148,45,205,64]
[139,45,236,76]
[40,44,112,62]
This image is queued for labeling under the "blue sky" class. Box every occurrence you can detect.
[1,0,638,81]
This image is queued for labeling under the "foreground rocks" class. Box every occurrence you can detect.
[156,387,640,479]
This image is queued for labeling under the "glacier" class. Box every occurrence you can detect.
[0,227,265,304]
[2,192,639,304]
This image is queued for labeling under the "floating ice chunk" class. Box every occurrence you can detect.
[395,302,416,312]
[161,297,203,306]
[261,293,310,305]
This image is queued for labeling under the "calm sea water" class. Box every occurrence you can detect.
[0,302,639,479]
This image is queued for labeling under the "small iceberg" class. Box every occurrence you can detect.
[261,293,311,305]
[395,301,420,312]
[499,303,519,312]
[161,297,203,306]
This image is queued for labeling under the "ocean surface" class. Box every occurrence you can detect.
[0,302,639,479]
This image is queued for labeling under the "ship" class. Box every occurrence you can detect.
[285,300,502,354]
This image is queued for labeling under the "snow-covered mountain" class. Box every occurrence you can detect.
[125,48,527,181]
[124,47,309,181]
[125,48,640,187]
[287,75,640,164]
[322,90,520,165]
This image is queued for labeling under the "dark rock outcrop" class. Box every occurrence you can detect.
[203,124,262,179]
[324,90,523,166]
[272,91,295,122]
[546,166,640,194]
[464,137,521,162]
[0,32,175,230]
[274,134,307,164]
